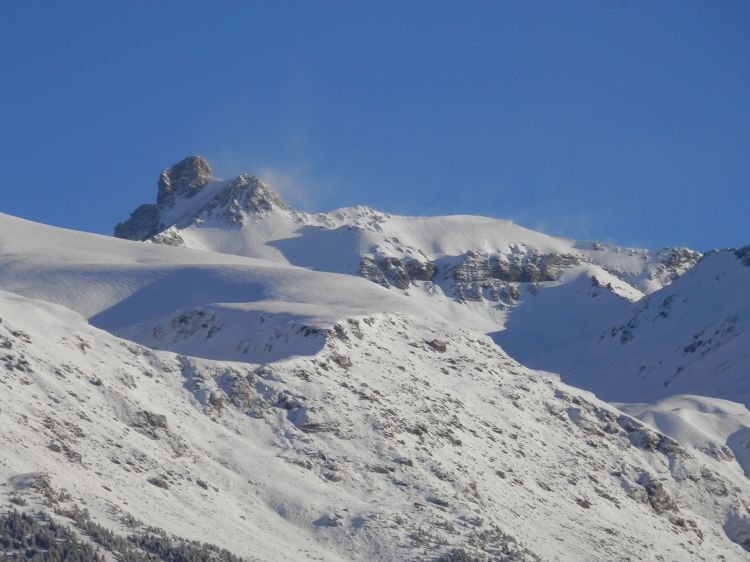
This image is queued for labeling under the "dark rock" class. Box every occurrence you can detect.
[406,259,436,281]
[358,256,435,289]
[148,477,169,489]
[157,156,213,204]
[113,204,162,241]
[276,391,304,411]
[208,391,225,411]
[426,496,450,508]
[617,415,689,457]
[132,410,168,429]
[426,339,448,353]
[638,474,677,514]
[658,247,701,271]
[130,410,168,438]
[198,174,289,224]
[699,468,729,497]
[234,174,290,214]
[150,229,185,246]
[331,354,352,368]
[298,422,337,433]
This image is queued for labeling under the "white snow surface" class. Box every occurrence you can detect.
[0,213,502,354]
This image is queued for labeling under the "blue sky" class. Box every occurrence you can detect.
[1,1,748,251]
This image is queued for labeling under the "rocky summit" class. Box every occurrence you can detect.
[157,155,214,203]
[0,157,748,561]
[114,157,290,242]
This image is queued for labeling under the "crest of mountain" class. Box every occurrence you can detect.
[114,157,701,315]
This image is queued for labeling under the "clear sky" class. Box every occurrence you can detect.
[1,1,748,251]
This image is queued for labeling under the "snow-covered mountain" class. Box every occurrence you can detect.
[115,157,700,313]
[1,156,749,561]
[2,271,750,561]
[496,247,750,407]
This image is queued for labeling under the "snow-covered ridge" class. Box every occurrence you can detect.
[496,248,750,408]
[114,156,701,312]
[0,212,505,357]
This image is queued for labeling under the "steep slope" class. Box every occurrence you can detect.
[496,248,750,407]
[2,289,750,561]
[114,157,700,314]
[494,247,750,481]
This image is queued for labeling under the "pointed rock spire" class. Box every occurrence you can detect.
[156,156,213,204]
[115,156,291,241]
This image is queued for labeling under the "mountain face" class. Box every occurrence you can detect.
[2,280,749,562]
[1,156,749,561]
[114,157,700,314]
[496,247,750,406]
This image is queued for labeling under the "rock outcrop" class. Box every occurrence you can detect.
[156,155,213,204]
[113,203,162,241]
[114,156,290,241]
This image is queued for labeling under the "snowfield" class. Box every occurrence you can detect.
[1,156,748,561]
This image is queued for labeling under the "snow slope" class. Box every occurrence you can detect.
[496,248,750,407]
[2,288,750,560]
[0,212,502,360]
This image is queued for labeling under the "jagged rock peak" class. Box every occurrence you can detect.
[114,157,293,241]
[229,173,290,213]
[157,155,213,204]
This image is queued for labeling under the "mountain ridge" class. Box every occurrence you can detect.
[114,156,701,314]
